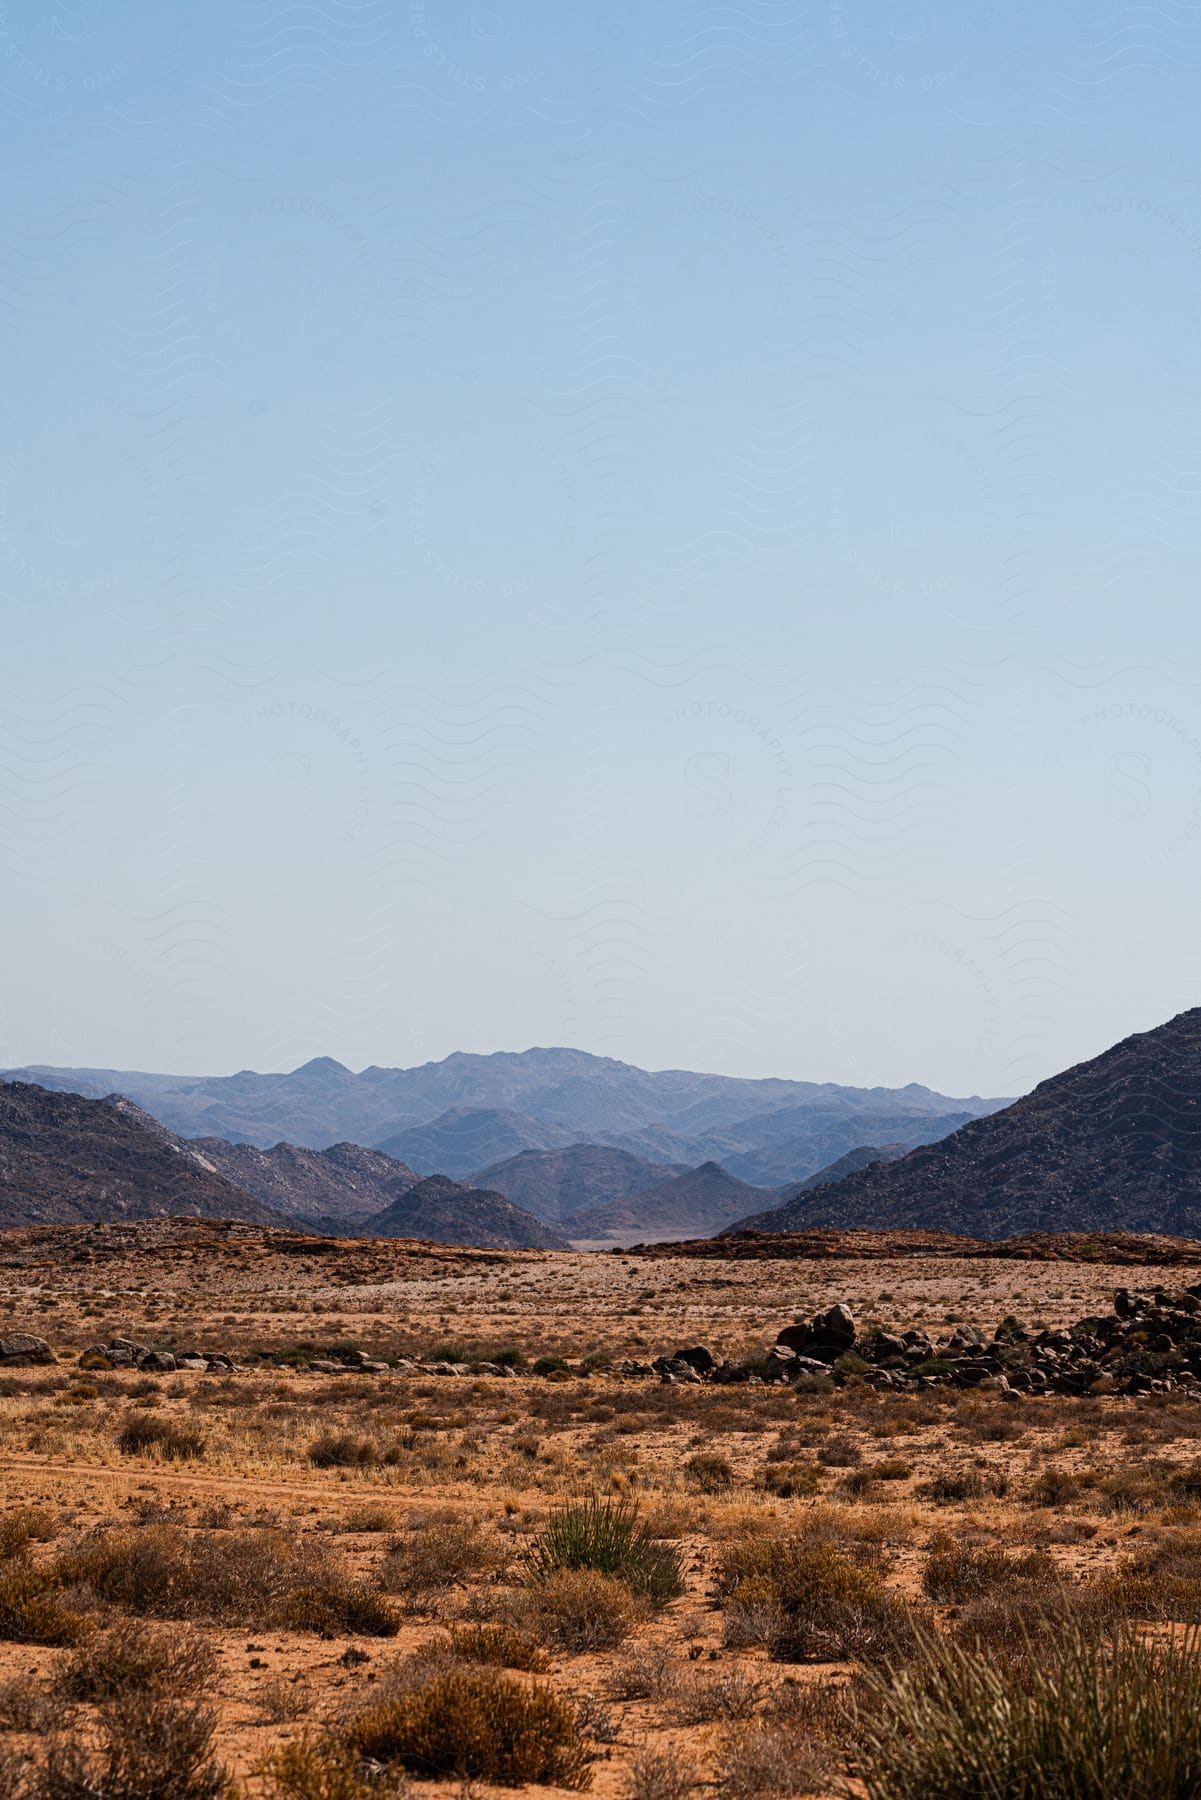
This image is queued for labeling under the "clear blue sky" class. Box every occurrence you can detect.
[3,0,1200,1096]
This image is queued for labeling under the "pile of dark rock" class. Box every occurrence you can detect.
[78,1336,234,1375]
[653,1286,1201,1397]
[305,1351,518,1376]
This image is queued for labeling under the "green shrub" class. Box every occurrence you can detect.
[342,1667,591,1787]
[524,1497,684,1609]
[532,1356,571,1377]
[852,1624,1201,1799]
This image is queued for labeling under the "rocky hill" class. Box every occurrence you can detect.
[0,1082,289,1228]
[791,1143,911,1193]
[731,1009,1201,1238]
[569,1160,775,1243]
[188,1138,422,1228]
[469,1145,681,1223]
[376,1108,583,1178]
[4,1048,1005,1185]
[362,1175,571,1251]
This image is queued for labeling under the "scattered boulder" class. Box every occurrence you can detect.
[0,1332,54,1366]
[655,1355,703,1384]
[776,1301,856,1364]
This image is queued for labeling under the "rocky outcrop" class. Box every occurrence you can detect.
[77,1335,233,1374]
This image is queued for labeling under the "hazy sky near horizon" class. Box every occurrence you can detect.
[4,0,1201,1098]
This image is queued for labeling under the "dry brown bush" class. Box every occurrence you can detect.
[0,1510,57,1561]
[760,1462,821,1498]
[378,1516,510,1600]
[716,1535,921,1664]
[517,1567,641,1652]
[923,1539,1059,1604]
[715,1719,831,1798]
[684,1453,733,1493]
[341,1666,592,1787]
[625,1744,697,1800]
[115,1414,205,1462]
[441,1622,549,1671]
[0,1678,57,1734]
[57,1525,397,1636]
[670,1665,762,1725]
[57,1620,217,1701]
[257,1676,314,1724]
[39,1695,229,1800]
[0,1561,86,1648]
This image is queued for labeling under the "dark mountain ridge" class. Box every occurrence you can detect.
[731,1010,1201,1238]
[792,1143,912,1192]
[0,1082,289,1229]
[189,1138,422,1226]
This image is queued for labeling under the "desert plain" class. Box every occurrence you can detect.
[0,1220,1200,1797]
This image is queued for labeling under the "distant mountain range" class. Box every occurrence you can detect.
[731,1010,1201,1238]
[9,1018,1200,1247]
[3,1047,1006,1191]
